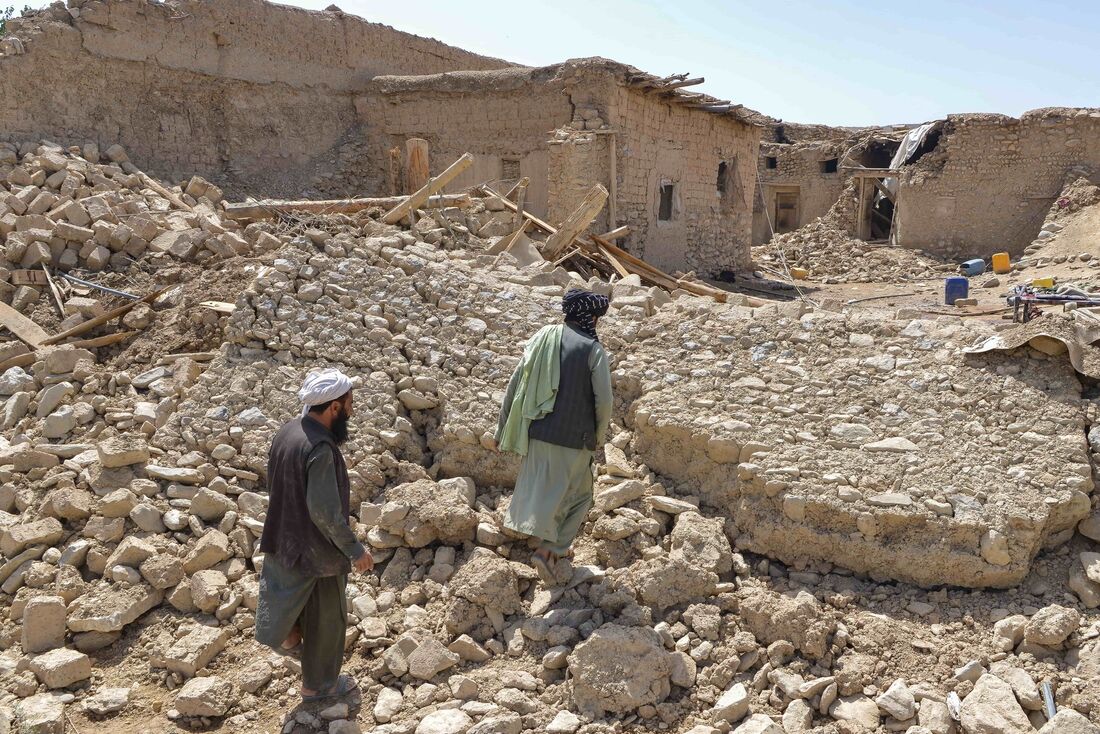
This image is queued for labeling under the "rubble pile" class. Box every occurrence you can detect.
[757,182,946,284]
[0,154,1097,734]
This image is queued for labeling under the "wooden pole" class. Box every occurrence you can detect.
[42,287,169,346]
[382,153,473,225]
[512,177,529,230]
[608,133,617,231]
[477,185,556,235]
[404,138,430,194]
[543,183,609,259]
[223,194,470,221]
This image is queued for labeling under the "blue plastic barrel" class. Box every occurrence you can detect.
[961,259,986,276]
[945,277,969,305]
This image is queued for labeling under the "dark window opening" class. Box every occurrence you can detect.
[501,158,521,181]
[717,162,728,194]
[658,184,674,221]
[820,158,838,174]
[765,156,778,170]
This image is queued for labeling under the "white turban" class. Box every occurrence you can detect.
[298,368,353,416]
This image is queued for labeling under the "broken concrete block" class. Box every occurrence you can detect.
[154,625,229,677]
[22,595,67,653]
[139,553,185,590]
[174,675,237,717]
[30,648,92,688]
[183,530,232,574]
[96,436,150,468]
[190,569,228,613]
[15,693,64,734]
[66,581,163,632]
[1,517,63,557]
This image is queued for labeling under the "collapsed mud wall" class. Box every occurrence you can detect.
[752,140,850,245]
[0,0,511,196]
[895,108,1100,259]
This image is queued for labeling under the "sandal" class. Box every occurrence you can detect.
[530,551,556,585]
[302,674,359,703]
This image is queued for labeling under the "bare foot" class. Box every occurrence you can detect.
[282,627,301,650]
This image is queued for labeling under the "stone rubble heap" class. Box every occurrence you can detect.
[0,157,1096,734]
[756,181,947,284]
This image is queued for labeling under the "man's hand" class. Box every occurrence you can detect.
[353,549,374,574]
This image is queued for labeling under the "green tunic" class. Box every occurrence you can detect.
[256,442,361,691]
[496,337,613,555]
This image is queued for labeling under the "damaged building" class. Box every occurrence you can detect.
[0,0,764,277]
[755,111,1100,261]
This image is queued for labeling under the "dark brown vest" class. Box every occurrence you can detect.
[259,415,351,576]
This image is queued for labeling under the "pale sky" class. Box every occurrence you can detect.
[18,0,1099,126]
[279,0,1099,127]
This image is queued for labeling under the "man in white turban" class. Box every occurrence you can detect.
[256,368,373,702]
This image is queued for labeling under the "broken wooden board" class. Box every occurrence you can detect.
[10,270,48,286]
[544,184,609,259]
[224,193,470,221]
[66,331,139,349]
[382,153,473,225]
[199,301,236,314]
[0,302,50,348]
[42,287,169,346]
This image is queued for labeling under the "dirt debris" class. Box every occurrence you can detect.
[0,130,1098,734]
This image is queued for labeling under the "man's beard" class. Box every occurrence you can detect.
[332,410,350,445]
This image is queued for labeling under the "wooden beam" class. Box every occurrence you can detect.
[512,177,529,231]
[42,287,169,346]
[870,177,895,203]
[608,132,617,231]
[634,73,689,88]
[543,184,609,259]
[137,172,193,212]
[596,242,631,279]
[224,194,470,221]
[0,302,49,348]
[478,185,556,235]
[648,77,704,94]
[66,331,139,349]
[404,138,430,194]
[382,152,474,225]
[599,225,630,241]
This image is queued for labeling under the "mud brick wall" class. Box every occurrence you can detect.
[0,0,510,197]
[895,109,1100,258]
[609,88,759,276]
[752,141,850,245]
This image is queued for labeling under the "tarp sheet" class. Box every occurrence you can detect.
[884,122,937,196]
[964,314,1100,378]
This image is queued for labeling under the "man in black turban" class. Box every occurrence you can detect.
[493,289,613,583]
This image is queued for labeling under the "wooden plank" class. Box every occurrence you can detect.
[42,287,168,346]
[543,184,609,258]
[137,172,193,212]
[382,153,474,225]
[224,193,469,221]
[512,177,529,230]
[596,242,631,279]
[0,302,49,347]
[199,301,236,314]
[10,270,48,286]
[0,352,36,372]
[478,185,557,235]
[66,331,139,349]
[599,225,630,241]
[870,177,895,203]
[608,132,617,230]
[647,77,704,93]
[404,138,430,194]
[41,266,65,319]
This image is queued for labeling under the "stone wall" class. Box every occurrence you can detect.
[609,87,759,276]
[752,140,850,245]
[0,0,510,197]
[895,109,1100,258]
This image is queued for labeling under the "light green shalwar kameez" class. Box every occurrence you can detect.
[496,330,613,555]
